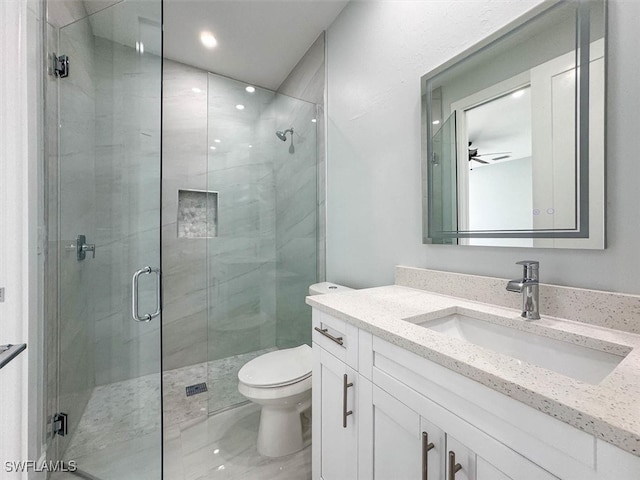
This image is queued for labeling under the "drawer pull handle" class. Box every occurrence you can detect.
[343,374,353,428]
[315,327,344,346]
[422,432,434,480]
[448,451,462,480]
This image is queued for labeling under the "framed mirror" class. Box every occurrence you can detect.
[421,0,606,249]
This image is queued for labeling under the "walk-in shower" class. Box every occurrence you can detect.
[46,1,322,478]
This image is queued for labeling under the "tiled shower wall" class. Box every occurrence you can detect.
[91,36,162,386]
[162,63,284,367]
[161,60,210,371]
[162,63,282,422]
[205,74,279,363]
[162,43,325,372]
[162,60,281,371]
[277,32,326,283]
[275,33,325,349]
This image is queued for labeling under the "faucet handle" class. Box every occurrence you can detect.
[516,260,539,280]
[516,260,539,267]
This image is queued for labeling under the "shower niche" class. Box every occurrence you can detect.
[177,189,219,238]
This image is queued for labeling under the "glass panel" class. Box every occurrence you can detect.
[55,1,162,478]
[273,95,318,352]
[428,112,457,244]
[206,73,318,414]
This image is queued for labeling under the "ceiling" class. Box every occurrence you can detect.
[162,0,349,90]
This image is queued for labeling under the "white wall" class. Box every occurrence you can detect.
[467,158,533,248]
[0,0,43,477]
[326,0,640,294]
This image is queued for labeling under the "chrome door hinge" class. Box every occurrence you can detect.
[51,53,69,78]
[52,412,68,437]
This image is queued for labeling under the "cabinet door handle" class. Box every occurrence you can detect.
[342,374,353,428]
[448,451,462,480]
[315,327,344,346]
[422,432,435,480]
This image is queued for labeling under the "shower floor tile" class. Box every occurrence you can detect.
[163,348,276,428]
[62,373,162,467]
[55,349,297,479]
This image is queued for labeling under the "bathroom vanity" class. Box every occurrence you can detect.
[309,268,640,480]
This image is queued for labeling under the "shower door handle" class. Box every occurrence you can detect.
[132,266,161,322]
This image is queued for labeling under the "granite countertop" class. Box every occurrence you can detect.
[306,284,640,457]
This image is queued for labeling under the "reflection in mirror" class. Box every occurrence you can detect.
[422,0,605,249]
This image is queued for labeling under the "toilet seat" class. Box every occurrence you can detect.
[238,344,312,388]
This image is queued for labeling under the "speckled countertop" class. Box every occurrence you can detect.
[306,284,640,456]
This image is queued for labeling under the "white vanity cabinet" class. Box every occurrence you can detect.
[366,383,446,480]
[312,310,360,480]
[361,376,557,480]
[313,347,358,480]
[312,309,640,480]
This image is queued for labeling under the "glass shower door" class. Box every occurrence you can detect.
[54,2,162,478]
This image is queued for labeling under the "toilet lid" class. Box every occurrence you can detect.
[238,344,312,388]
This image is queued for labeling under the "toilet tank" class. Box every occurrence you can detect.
[308,282,354,295]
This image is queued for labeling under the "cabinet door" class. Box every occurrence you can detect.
[447,435,477,480]
[447,434,559,480]
[421,417,446,480]
[314,345,358,480]
[371,385,445,480]
[476,458,512,480]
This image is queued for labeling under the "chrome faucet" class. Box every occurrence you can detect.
[506,260,540,320]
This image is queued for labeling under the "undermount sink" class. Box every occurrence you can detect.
[411,311,626,384]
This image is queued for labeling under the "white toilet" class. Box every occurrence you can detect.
[237,282,353,457]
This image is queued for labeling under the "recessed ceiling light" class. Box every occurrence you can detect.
[200,31,218,49]
[512,89,525,99]
[192,88,202,93]
[432,120,440,125]
[214,139,221,143]
[245,86,256,93]
[236,104,245,110]
[210,146,216,150]
[249,144,253,148]
[311,118,317,123]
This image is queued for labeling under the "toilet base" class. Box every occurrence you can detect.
[237,347,313,458]
[257,404,309,457]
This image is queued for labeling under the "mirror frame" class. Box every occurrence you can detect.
[421,0,606,244]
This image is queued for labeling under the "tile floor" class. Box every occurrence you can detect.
[53,348,309,479]
[53,404,310,480]
[165,403,311,480]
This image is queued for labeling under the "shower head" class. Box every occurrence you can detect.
[276,128,294,141]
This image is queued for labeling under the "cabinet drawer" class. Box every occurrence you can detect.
[312,309,358,369]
